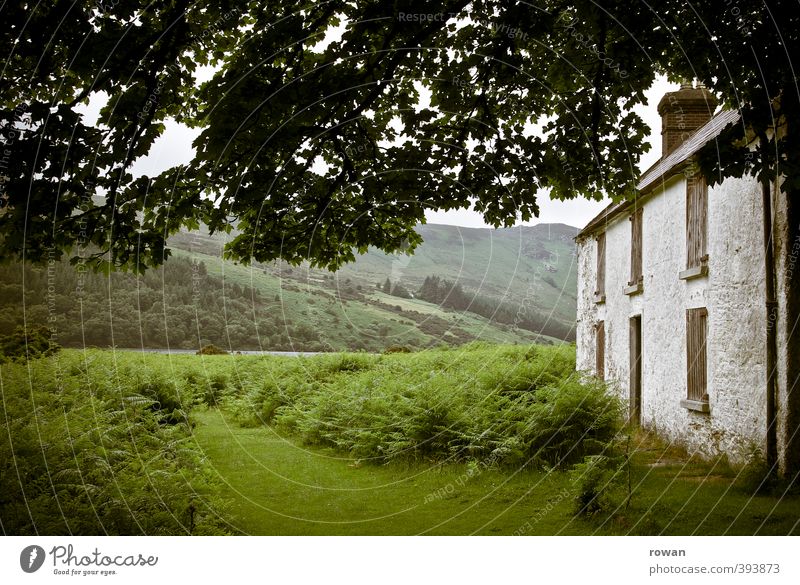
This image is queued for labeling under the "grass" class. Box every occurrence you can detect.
[599,431,800,535]
[192,408,589,535]
[5,347,800,535]
[192,413,800,536]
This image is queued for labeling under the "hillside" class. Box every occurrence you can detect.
[0,223,578,353]
[170,222,579,339]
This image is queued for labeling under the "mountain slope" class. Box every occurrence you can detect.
[0,223,578,353]
[169,222,579,341]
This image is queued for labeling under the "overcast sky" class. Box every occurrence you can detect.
[123,76,679,231]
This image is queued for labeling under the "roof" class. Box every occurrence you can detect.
[577,108,741,239]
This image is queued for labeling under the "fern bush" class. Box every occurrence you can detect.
[230,343,622,467]
[0,351,228,535]
[568,430,633,517]
[135,377,188,425]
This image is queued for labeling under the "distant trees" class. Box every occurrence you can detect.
[417,276,468,309]
[382,278,411,299]
[0,257,462,352]
[0,253,574,352]
[0,257,269,351]
[416,275,574,341]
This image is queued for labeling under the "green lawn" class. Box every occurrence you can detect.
[193,409,800,536]
[192,409,589,535]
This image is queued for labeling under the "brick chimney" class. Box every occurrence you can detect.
[657,81,718,157]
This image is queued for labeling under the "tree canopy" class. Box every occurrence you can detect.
[1,1,797,271]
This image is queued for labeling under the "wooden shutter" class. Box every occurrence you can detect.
[596,321,605,379]
[686,176,708,268]
[630,208,643,284]
[686,308,708,402]
[596,232,606,296]
[629,315,642,423]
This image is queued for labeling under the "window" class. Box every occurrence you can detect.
[595,232,606,302]
[686,175,708,270]
[626,207,643,295]
[595,320,605,379]
[682,307,709,412]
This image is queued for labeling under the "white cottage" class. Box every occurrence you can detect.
[575,83,799,473]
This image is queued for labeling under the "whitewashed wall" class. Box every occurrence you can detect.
[576,172,769,461]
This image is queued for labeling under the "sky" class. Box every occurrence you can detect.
[119,75,679,231]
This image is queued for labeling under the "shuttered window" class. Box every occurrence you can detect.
[686,308,708,402]
[686,175,708,268]
[596,232,606,298]
[630,207,643,285]
[596,321,605,379]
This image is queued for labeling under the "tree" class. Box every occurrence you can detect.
[2,1,796,270]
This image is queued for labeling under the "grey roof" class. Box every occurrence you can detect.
[577,108,742,239]
[637,108,740,192]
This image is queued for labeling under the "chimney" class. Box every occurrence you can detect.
[657,80,718,157]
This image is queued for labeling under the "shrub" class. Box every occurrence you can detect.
[735,448,778,495]
[0,351,227,534]
[136,377,189,425]
[516,376,621,467]
[242,344,623,468]
[314,353,378,377]
[570,435,632,517]
[197,344,229,355]
[0,325,61,361]
[383,345,412,354]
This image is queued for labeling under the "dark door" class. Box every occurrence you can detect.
[629,315,642,425]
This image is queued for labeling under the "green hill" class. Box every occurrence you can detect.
[168,221,579,343]
[0,223,577,353]
[341,222,578,327]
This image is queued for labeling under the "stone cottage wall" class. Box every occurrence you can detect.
[576,173,768,462]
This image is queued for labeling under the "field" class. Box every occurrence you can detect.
[195,410,800,535]
[194,408,586,535]
[3,346,800,536]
